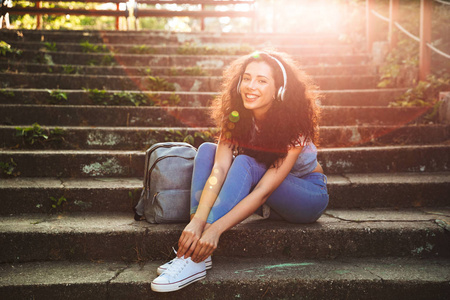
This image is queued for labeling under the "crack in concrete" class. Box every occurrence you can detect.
[324,213,439,224]
[59,178,66,189]
[105,265,129,299]
[340,173,352,184]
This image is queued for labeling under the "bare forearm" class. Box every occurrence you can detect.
[194,167,227,221]
[210,186,268,234]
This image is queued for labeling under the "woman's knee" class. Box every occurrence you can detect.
[195,142,216,162]
[232,154,255,169]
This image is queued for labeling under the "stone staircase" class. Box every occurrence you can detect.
[0,29,449,299]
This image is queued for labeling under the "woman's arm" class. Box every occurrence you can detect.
[177,137,233,258]
[191,146,303,262]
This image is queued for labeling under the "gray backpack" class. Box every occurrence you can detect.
[134,142,197,223]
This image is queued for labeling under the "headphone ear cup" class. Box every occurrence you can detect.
[277,87,284,101]
[237,76,242,95]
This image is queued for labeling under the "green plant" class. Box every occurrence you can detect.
[43,42,57,52]
[33,53,54,65]
[47,89,68,104]
[168,93,181,105]
[378,38,419,88]
[147,76,175,91]
[389,75,450,108]
[80,41,108,53]
[183,66,208,76]
[165,128,217,146]
[112,91,148,106]
[100,54,116,66]
[15,123,66,146]
[176,42,254,56]
[62,65,81,74]
[0,41,22,56]
[130,45,155,54]
[0,89,15,97]
[84,88,110,105]
[50,196,67,211]
[0,158,19,176]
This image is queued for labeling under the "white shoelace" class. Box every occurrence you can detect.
[162,257,188,279]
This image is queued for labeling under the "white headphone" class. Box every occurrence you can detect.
[237,52,287,101]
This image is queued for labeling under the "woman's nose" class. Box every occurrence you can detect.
[246,79,256,90]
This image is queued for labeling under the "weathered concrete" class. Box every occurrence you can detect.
[0,72,379,90]
[6,41,355,55]
[0,258,449,300]
[0,104,431,127]
[0,61,376,76]
[0,88,407,107]
[0,29,343,45]
[1,124,448,150]
[0,145,448,178]
[0,173,449,214]
[0,210,449,263]
[8,49,371,67]
[319,88,407,106]
[0,88,216,107]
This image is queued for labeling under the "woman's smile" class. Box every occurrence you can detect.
[240,61,277,120]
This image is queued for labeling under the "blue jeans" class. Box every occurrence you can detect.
[190,143,329,224]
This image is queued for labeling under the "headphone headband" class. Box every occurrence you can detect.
[237,51,288,101]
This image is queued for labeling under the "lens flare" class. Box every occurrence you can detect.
[229,111,240,123]
[227,122,235,130]
[251,52,261,59]
[208,176,218,185]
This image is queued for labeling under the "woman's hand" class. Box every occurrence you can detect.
[177,217,206,259]
[191,226,221,263]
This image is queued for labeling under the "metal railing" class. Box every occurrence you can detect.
[366,0,450,80]
[0,0,256,31]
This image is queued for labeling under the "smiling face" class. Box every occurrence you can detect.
[240,61,277,121]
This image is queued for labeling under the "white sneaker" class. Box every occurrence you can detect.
[151,256,206,292]
[157,255,212,275]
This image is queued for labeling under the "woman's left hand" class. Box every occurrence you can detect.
[191,226,221,263]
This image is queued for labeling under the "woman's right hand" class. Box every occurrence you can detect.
[177,217,206,259]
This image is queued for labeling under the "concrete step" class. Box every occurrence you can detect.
[0,145,448,178]
[1,173,449,215]
[1,257,449,300]
[6,41,357,56]
[0,72,379,91]
[1,29,344,45]
[1,125,448,150]
[10,50,372,67]
[0,88,406,107]
[0,104,431,127]
[0,209,448,262]
[0,61,376,76]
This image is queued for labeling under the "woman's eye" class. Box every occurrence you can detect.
[259,80,267,84]
[242,77,250,81]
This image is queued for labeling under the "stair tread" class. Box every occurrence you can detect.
[1,172,449,189]
[1,257,449,287]
[2,143,449,154]
[1,208,448,232]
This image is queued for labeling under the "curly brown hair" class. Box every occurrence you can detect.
[211,50,321,167]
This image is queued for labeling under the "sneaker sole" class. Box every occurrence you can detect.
[157,259,212,275]
[151,270,206,292]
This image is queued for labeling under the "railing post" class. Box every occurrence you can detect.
[201,3,205,31]
[36,1,42,29]
[116,3,120,30]
[419,0,432,81]
[366,0,376,52]
[389,0,399,50]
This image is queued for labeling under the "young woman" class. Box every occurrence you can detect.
[151,51,329,292]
